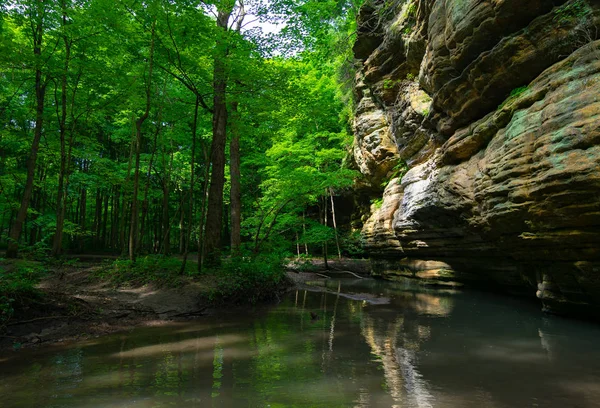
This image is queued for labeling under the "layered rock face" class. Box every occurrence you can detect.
[354,0,600,317]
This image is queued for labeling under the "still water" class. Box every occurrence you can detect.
[2,278,600,408]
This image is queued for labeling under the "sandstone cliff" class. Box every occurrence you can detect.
[353,0,600,317]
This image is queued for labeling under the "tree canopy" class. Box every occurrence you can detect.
[0,0,364,266]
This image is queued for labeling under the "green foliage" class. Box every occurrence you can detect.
[553,0,591,24]
[382,78,398,90]
[508,86,528,98]
[96,255,195,287]
[0,261,48,325]
[289,254,319,272]
[405,2,417,18]
[340,230,365,257]
[380,160,408,188]
[0,0,364,290]
[209,253,290,304]
[19,241,52,262]
[390,0,417,35]
[371,198,383,209]
[299,222,336,246]
[391,160,408,180]
[242,56,358,253]
[498,86,528,109]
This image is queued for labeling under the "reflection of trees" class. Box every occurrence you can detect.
[211,339,223,399]
[6,286,600,408]
[154,350,185,399]
[238,292,348,407]
[50,348,84,406]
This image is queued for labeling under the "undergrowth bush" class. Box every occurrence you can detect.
[19,241,51,262]
[0,260,47,325]
[340,230,365,257]
[289,254,318,272]
[96,255,195,287]
[209,252,290,304]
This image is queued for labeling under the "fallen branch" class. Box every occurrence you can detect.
[331,267,364,279]
[333,270,365,279]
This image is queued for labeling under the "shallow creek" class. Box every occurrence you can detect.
[2,278,600,408]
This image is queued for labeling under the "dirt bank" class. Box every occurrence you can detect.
[0,261,217,351]
[0,258,371,351]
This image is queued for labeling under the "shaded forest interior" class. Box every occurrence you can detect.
[0,0,367,269]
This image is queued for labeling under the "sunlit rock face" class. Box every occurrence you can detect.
[353,0,600,317]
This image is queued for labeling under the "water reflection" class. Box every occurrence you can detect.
[1,280,600,407]
[357,281,453,408]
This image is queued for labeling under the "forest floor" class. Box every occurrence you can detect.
[0,257,371,352]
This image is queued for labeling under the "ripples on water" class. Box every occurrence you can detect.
[2,278,600,407]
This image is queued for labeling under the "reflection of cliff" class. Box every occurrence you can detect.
[360,313,434,408]
[391,291,454,317]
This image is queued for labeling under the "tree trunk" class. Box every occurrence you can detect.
[128,21,155,262]
[153,200,160,253]
[203,9,232,266]
[129,121,143,260]
[79,186,87,252]
[111,186,119,249]
[75,192,80,229]
[303,211,308,255]
[179,190,185,254]
[253,199,292,254]
[229,102,241,254]
[197,151,211,272]
[161,178,170,255]
[51,4,71,257]
[0,209,6,247]
[322,196,329,270]
[120,129,135,254]
[102,191,109,248]
[329,188,341,260]
[6,210,15,248]
[180,96,199,274]
[28,183,39,246]
[7,4,46,258]
[138,118,160,253]
[94,189,102,245]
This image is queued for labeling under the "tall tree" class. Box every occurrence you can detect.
[51,0,73,256]
[6,0,50,258]
[129,19,156,261]
[203,0,246,265]
[229,101,241,253]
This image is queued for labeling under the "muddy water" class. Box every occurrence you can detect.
[2,278,600,408]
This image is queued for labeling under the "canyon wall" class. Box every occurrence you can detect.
[353,0,600,316]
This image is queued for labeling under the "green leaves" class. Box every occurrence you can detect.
[0,0,362,261]
[0,260,48,325]
[240,52,358,252]
[208,252,288,304]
